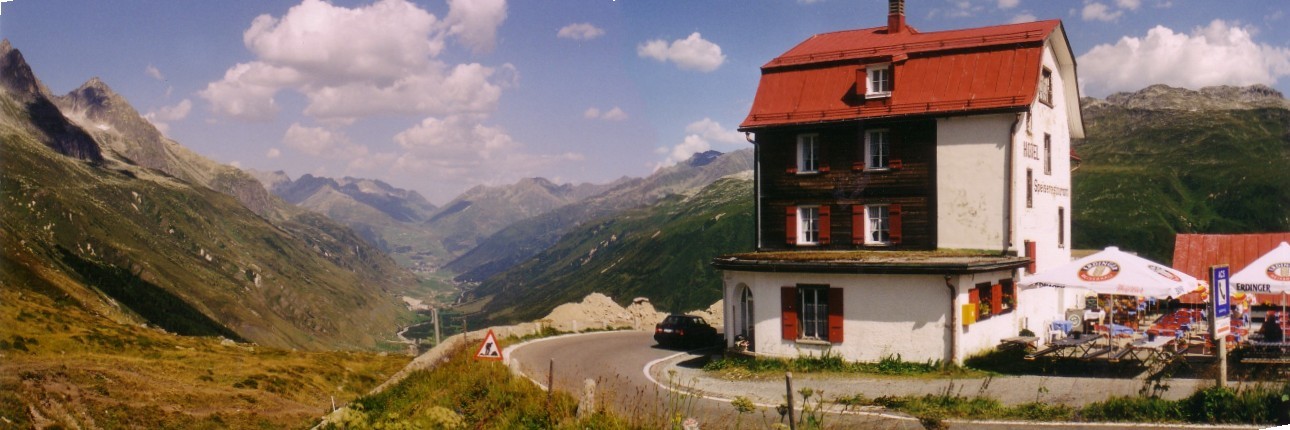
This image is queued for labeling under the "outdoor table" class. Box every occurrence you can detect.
[1242,341,1290,364]
[1025,333,1104,360]
[1106,324,1134,337]
[1110,336,1176,363]
[999,336,1039,350]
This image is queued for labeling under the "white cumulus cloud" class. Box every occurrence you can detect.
[143,99,193,135]
[1010,13,1038,24]
[1082,2,1122,22]
[637,32,725,72]
[1116,0,1141,10]
[557,23,604,40]
[998,0,1021,10]
[652,118,743,170]
[393,115,582,191]
[146,64,164,81]
[1078,20,1290,96]
[266,148,281,159]
[445,0,507,54]
[201,0,511,121]
[584,106,626,121]
[282,123,371,160]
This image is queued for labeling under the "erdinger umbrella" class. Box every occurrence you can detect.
[1231,242,1290,294]
[1022,246,1196,347]
[1231,242,1290,318]
[1022,246,1195,299]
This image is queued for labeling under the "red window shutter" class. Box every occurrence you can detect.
[828,287,844,343]
[818,205,831,245]
[781,287,798,340]
[785,206,798,245]
[856,67,867,97]
[969,287,980,304]
[1025,240,1037,274]
[991,284,1003,315]
[851,205,864,245]
[889,204,903,244]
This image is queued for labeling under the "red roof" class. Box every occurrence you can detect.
[741,20,1063,130]
[1172,233,1290,304]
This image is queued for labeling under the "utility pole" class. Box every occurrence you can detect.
[432,307,441,345]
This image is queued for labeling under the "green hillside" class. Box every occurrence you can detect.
[470,176,754,323]
[1,42,416,351]
[1074,93,1290,262]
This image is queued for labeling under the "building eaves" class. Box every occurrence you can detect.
[712,250,1030,275]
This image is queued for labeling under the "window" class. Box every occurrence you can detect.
[865,129,890,170]
[798,285,829,340]
[1026,168,1033,208]
[781,286,842,342]
[867,63,891,97]
[974,282,994,320]
[798,206,820,245]
[1058,207,1066,248]
[797,134,819,173]
[1038,67,1053,106]
[1043,134,1052,175]
[865,204,889,245]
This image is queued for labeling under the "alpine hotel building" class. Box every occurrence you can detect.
[715,0,1085,364]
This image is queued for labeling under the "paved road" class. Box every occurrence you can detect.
[507,331,925,429]
[507,330,1264,430]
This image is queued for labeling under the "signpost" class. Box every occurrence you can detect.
[474,329,504,361]
[1210,265,1230,387]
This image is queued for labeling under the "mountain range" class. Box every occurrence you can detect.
[1073,84,1290,262]
[0,40,414,350]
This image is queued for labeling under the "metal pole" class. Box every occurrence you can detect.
[785,372,797,430]
[433,308,441,346]
[1218,337,1228,387]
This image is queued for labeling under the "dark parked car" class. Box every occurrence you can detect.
[654,315,717,348]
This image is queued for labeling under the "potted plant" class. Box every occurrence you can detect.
[979,302,992,319]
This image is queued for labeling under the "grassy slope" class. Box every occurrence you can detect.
[0,243,408,429]
[471,177,754,323]
[2,97,413,351]
[1073,106,1290,262]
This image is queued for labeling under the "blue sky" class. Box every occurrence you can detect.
[3,0,1289,203]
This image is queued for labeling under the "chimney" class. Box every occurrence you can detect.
[888,0,906,33]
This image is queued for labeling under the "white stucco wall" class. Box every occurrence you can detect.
[935,114,1014,251]
[723,268,1041,364]
[1011,40,1082,340]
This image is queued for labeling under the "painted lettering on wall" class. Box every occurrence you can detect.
[1033,182,1069,197]
[1023,142,1039,160]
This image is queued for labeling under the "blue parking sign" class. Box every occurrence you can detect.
[1211,266,1230,319]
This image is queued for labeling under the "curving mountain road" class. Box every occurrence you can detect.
[506,330,923,429]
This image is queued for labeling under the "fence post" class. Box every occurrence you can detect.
[786,371,797,430]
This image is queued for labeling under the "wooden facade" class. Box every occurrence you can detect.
[759,118,937,251]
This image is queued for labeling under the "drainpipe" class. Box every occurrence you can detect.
[1003,113,1022,255]
[747,132,762,250]
[944,275,958,366]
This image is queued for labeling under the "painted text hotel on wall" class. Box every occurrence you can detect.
[714,0,1085,364]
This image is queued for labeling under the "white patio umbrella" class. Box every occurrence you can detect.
[1231,241,1290,320]
[1022,246,1197,347]
[1022,246,1196,299]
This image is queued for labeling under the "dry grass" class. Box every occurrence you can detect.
[0,287,409,429]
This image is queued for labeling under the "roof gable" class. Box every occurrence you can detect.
[741,19,1082,132]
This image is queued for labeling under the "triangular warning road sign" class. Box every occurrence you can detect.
[474,329,503,361]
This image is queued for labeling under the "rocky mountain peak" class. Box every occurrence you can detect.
[0,39,43,100]
[687,150,723,167]
[1094,83,1290,111]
